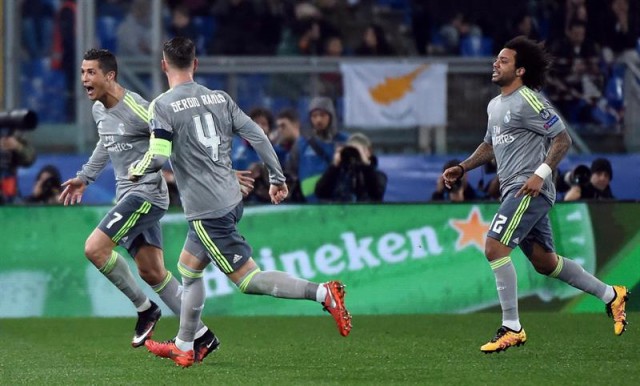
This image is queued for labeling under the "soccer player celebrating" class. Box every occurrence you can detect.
[442,36,629,353]
[129,37,352,368]
[59,49,229,360]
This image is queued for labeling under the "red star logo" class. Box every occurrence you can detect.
[449,207,491,251]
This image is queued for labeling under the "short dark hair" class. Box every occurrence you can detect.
[504,35,552,90]
[591,158,613,180]
[249,107,274,129]
[277,108,299,123]
[83,48,118,79]
[163,37,196,69]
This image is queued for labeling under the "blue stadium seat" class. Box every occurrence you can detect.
[460,36,493,57]
[602,64,626,111]
[192,16,217,54]
[96,16,122,53]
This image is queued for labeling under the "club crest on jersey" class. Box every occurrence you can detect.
[539,109,551,120]
[503,110,511,123]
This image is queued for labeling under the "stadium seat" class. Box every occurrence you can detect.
[192,16,217,55]
[460,36,493,57]
[605,65,625,111]
[96,16,122,53]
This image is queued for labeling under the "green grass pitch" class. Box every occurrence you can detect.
[1,313,639,385]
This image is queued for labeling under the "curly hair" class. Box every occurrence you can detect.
[504,35,553,90]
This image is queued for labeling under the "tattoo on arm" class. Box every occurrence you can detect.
[545,131,572,169]
[460,142,495,172]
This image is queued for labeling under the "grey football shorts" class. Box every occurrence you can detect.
[487,190,555,255]
[98,194,165,257]
[183,201,252,274]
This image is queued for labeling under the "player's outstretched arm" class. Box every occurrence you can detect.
[269,183,288,204]
[59,177,87,206]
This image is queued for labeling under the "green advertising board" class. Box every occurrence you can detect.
[0,203,610,317]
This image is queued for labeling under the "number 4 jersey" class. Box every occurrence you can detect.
[135,82,285,220]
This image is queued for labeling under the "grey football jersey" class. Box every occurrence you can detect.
[483,86,566,204]
[149,82,285,220]
[78,90,169,209]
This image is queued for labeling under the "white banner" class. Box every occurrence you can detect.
[340,62,448,128]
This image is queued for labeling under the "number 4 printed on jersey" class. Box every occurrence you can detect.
[194,113,221,161]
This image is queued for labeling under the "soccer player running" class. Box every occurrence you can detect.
[59,48,246,360]
[442,36,629,353]
[129,37,352,368]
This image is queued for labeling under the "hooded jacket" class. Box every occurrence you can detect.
[285,97,347,202]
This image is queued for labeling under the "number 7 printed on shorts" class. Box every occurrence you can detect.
[106,212,123,229]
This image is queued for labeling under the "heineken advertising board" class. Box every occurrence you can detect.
[0,202,631,318]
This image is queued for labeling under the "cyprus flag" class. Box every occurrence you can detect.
[340,62,447,128]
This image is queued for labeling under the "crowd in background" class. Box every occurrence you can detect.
[18,0,640,129]
[8,0,639,205]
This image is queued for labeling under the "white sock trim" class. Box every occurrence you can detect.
[502,320,522,332]
[136,298,151,313]
[175,338,194,352]
[194,326,208,340]
[316,284,328,303]
[603,286,616,304]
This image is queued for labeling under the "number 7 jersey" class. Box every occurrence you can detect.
[146,82,285,220]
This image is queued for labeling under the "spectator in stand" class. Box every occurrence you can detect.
[25,164,62,205]
[504,12,541,44]
[252,0,288,55]
[431,159,477,202]
[599,0,640,55]
[355,24,396,56]
[0,132,36,204]
[410,0,433,55]
[437,12,482,55]
[547,19,602,125]
[315,132,387,203]
[51,0,76,121]
[116,0,153,56]
[232,107,274,171]
[273,108,301,164]
[21,0,55,61]
[564,158,615,201]
[167,5,199,43]
[285,96,348,202]
[244,108,299,205]
[320,35,346,99]
[276,3,339,56]
[208,0,258,55]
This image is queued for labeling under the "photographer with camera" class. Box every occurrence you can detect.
[0,110,38,204]
[25,164,62,204]
[315,132,387,202]
[564,158,615,201]
[432,159,478,202]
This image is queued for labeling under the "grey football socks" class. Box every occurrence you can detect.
[490,256,521,331]
[152,271,206,333]
[99,251,148,309]
[239,269,319,300]
[550,255,614,303]
[176,262,205,347]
